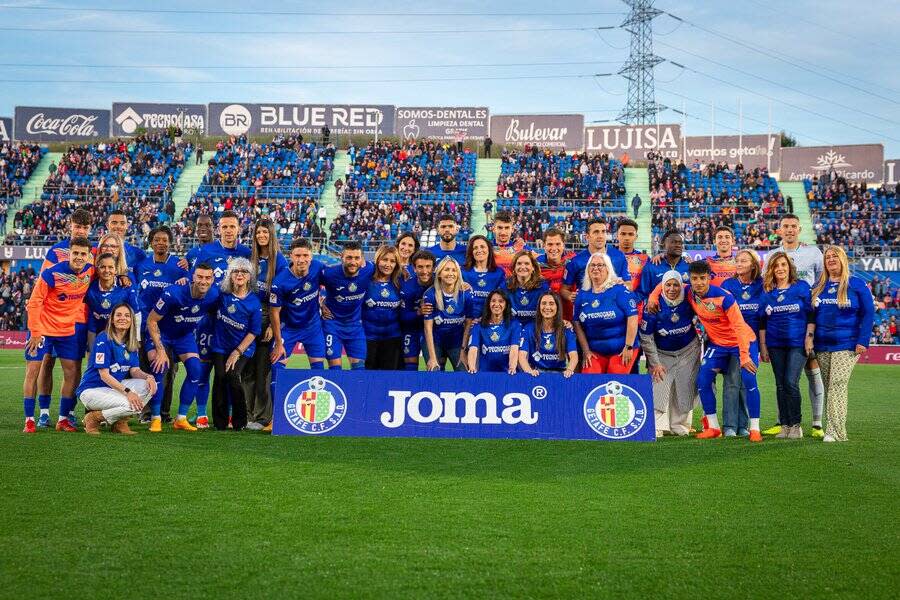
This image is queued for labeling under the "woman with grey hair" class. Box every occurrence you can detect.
[639,270,700,437]
[211,257,262,431]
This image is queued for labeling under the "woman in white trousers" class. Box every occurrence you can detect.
[77,304,157,435]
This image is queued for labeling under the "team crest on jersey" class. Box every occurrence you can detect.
[704,301,716,312]
[284,376,347,435]
[490,331,500,342]
[380,288,390,298]
[828,285,837,294]
[478,279,486,287]
[583,381,648,440]
[544,337,554,350]
[629,256,641,265]
[191,305,200,313]
[520,296,528,306]
[670,312,680,322]
[591,299,599,308]
[742,291,751,300]
[447,305,455,314]
[123,350,130,360]
[348,282,357,293]
[303,282,312,291]
[154,269,162,277]
[629,299,636,308]
[101,299,111,309]
[227,303,237,314]
[777,294,785,302]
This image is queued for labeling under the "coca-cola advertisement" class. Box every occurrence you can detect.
[584,123,682,159]
[684,134,781,172]
[780,144,884,183]
[0,117,11,142]
[489,114,584,150]
[0,331,27,350]
[14,106,110,142]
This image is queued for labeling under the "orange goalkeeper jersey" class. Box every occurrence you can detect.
[27,262,94,338]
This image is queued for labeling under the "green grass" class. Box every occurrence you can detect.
[1,350,898,598]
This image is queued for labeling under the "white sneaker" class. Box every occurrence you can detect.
[787,425,803,439]
[245,422,263,431]
[823,434,836,442]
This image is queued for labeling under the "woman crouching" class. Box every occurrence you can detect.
[77,304,157,435]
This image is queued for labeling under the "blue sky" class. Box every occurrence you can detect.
[0,0,897,155]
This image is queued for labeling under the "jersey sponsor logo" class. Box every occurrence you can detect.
[583,381,648,440]
[284,376,347,434]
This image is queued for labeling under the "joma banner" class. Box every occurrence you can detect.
[780,144,884,182]
[274,370,655,441]
[0,117,11,142]
[489,114,584,150]
[584,123,682,159]
[395,106,489,141]
[14,106,110,142]
[112,102,206,136]
[884,159,899,189]
[208,103,395,137]
[684,134,781,171]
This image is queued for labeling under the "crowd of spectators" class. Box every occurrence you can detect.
[495,206,628,250]
[343,140,475,200]
[649,154,784,251]
[1,143,44,199]
[329,197,471,248]
[0,267,35,331]
[807,174,899,257]
[198,134,334,198]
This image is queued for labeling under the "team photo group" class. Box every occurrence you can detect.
[21,203,873,442]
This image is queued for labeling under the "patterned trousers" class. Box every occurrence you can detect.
[817,350,859,441]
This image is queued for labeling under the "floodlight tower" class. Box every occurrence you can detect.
[617,0,664,125]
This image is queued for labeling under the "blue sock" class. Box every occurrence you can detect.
[196,361,212,417]
[58,397,75,420]
[404,362,418,371]
[696,366,718,416]
[177,357,203,417]
[351,361,365,370]
[150,371,166,418]
[309,360,325,370]
[38,394,51,411]
[24,397,36,419]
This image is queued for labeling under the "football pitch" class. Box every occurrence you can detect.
[1,350,897,598]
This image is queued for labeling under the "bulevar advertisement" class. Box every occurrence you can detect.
[489,114,584,150]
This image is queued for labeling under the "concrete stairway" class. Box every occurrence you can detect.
[318,151,350,236]
[5,151,61,232]
[169,155,209,223]
[778,181,816,244]
[471,158,501,237]
[624,167,652,251]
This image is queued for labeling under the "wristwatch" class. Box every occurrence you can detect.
[123,387,131,394]
[625,344,633,350]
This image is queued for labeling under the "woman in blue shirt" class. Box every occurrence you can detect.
[811,245,875,442]
[211,258,262,431]
[573,253,639,374]
[364,245,403,370]
[246,218,288,429]
[78,303,157,436]
[84,252,141,351]
[423,257,476,372]
[503,250,549,326]
[518,292,578,377]
[467,290,521,374]
[720,249,764,437]
[462,235,507,318]
[758,251,814,439]
[639,270,700,437]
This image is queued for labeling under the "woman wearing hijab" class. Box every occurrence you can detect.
[639,270,701,437]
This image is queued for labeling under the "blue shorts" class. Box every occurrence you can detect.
[144,332,199,358]
[281,324,326,361]
[25,328,87,362]
[322,320,367,361]
[401,325,423,360]
[701,341,760,372]
[196,320,214,362]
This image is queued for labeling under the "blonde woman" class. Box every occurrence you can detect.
[573,252,639,374]
[96,232,131,277]
[811,246,875,442]
[423,257,476,371]
[77,303,157,435]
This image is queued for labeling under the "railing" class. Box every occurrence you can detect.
[491,197,630,213]
[190,184,326,201]
[339,189,474,204]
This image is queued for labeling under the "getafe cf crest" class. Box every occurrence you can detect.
[101,299,111,309]
[227,304,236,314]
[591,299,599,308]
[777,294,785,302]
[380,288,390,298]
[583,381,648,440]
[447,305,455,314]
[704,301,716,312]
[629,256,641,265]
[283,376,347,434]
[490,331,500,342]
[123,350,130,360]
[828,285,836,294]
[191,305,200,313]
[742,291,751,300]
[303,282,312,291]
[670,312,679,322]
[520,296,528,306]
[478,279,486,287]
[348,282,357,292]
[154,269,162,277]
[544,337,554,350]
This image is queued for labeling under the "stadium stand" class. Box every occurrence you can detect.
[175,135,334,250]
[0,143,46,234]
[0,267,35,331]
[806,177,900,257]
[649,155,784,250]
[5,135,190,244]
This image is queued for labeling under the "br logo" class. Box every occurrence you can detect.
[582,381,648,440]
[284,376,347,434]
